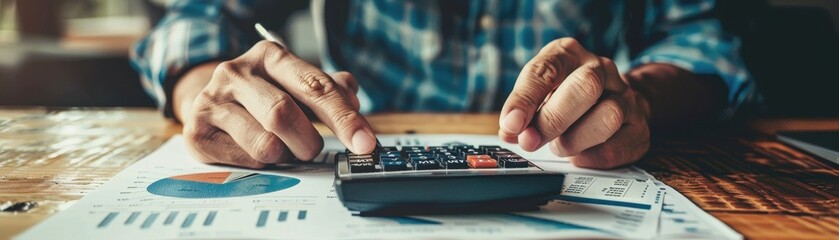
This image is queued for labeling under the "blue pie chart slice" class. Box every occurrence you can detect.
[147,172,300,198]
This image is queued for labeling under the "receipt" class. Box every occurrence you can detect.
[519,175,664,239]
[557,174,657,209]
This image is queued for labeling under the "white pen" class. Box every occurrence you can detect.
[255,23,288,50]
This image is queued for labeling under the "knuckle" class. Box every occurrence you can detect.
[253,40,275,51]
[249,40,288,65]
[539,107,569,134]
[254,133,284,162]
[183,117,212,143]
[512,90,543,113]
[210,62,243,92]
[571,67,604,100]
[252,40,279,55]
[192,90,217,109]
[599,57,615,68]
[556,38,582,52]
[529,60,561,87]
[213,61,238,77]
[600,100,624,132]
[331,110,362,131]
[299,72,339,100]
[252,40,289,65]
[264,94,296,129]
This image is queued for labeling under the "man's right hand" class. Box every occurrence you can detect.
[173,40,377,168]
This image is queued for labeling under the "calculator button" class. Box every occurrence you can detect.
[407,151,433,158]
[430,148,451,153]
[461,149,484,157]
[349,154,374,159]
[348,158,374,163]
[451,145,472,151]
[378,146,398,152]
[435,152,453,158]
[493,153,522,160]
[414,159,440,170]
[379,153,401,159]
[409,155,433,163]
[438,155,467,169]
[479,145,504,152]
[402,149,425,156]
[466,154,492,159]
[499,157,529,168]
[467,158,497,168]
[488,151,513,158]
[350,162,377,173]
[381,158,408,171]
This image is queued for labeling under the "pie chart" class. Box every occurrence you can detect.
[147,172,300,198]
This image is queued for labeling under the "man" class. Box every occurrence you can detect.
[131,0,754,169]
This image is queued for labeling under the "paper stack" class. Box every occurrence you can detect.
[16,135,742,240]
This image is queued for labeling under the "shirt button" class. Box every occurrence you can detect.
[480,15,495,29]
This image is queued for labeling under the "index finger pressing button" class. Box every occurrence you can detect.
[262,51,377,154]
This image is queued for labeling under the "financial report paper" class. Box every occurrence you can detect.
[16,135,741,240]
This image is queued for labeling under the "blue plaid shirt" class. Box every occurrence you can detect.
[131,0,755,117]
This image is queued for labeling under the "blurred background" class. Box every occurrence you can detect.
[0,0,836,117]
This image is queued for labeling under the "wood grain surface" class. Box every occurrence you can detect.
[0,108,836,239]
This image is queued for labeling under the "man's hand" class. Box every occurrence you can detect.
[173,40,377,168]
[499,38,651,169]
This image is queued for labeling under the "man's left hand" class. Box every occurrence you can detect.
[499,38,651,169]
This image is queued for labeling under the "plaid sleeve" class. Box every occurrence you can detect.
[629,0,757,118]
[129,0,262,118]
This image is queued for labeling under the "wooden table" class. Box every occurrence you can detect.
[0,108,837,239]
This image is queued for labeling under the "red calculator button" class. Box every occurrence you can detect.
[467,157,497,168]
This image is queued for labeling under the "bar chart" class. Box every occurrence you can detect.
[256,210,309,228]
[96,210,220,230]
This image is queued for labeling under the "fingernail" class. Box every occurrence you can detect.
[351,129,375,154]
[502,109,526,133]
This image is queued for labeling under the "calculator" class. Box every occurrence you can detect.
[334,144,565,215]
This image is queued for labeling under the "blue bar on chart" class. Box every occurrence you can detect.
[141,213,159,229]
[164,211,178,225]
[257,210,269,228]
[97,212,118,228]
[297,210,307,220]
[125,212,140,225]
[181,213,196,229]
[278,211,288,222]
[204,211,217,226]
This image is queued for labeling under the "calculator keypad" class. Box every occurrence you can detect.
[344,145,534,174]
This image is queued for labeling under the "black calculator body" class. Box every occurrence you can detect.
[334,145,565,215]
